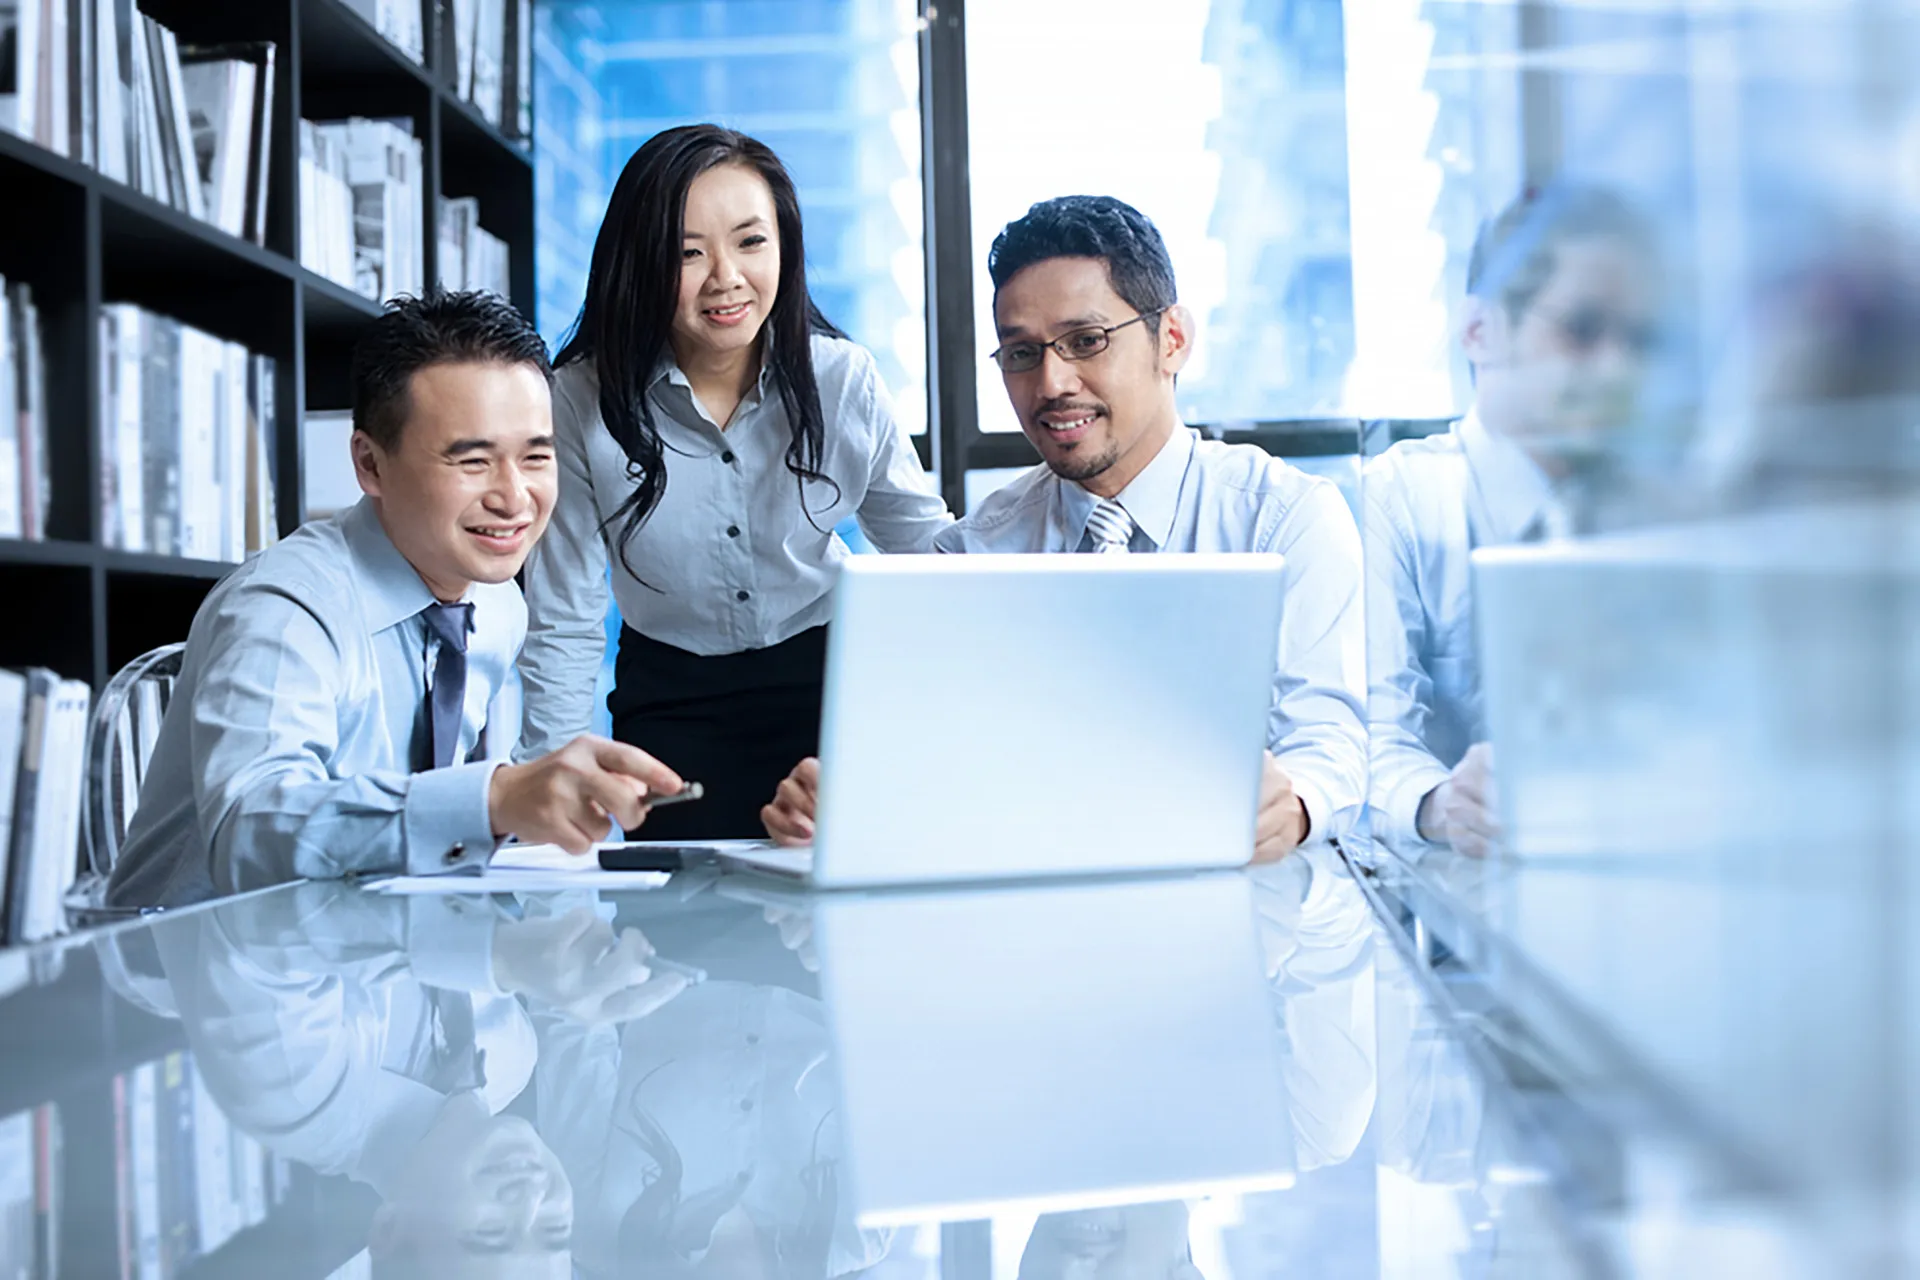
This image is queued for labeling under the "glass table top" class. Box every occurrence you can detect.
[0,842,1859,1278]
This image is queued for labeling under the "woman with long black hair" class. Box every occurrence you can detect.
[519,124,951,839]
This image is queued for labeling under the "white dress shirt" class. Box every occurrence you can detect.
[933,427,1368,841]
[108,499,521,907]
[518,336,953,757]
[1363,409,1573,851]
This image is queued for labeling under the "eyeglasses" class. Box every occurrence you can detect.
[1530,302,1661,358]
[988,306,1170,374]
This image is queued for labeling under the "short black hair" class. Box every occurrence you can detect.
[350,291,553,451]
[988,195,1178,331]
[1467,184,1659,319]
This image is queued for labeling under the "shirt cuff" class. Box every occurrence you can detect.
[1380,764,1453,855]
[1289,772,1335,846]
[403,760,505,877]
[405,895,507,995]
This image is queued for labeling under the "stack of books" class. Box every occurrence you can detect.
[436,196,510,298]
[1,1049,297,1277]
[299,117,424,303]
[0,276,50,543]
[340,0,424,66]
[449,0,531,140]
[97,303,279,562]
[0,2,275,245]
[113,1051,284,1278]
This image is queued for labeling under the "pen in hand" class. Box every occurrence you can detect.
[644,781,705,810]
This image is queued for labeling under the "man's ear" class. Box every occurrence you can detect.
[351,430,386,499]
[1459,294,1508,373]
[1160,304,1196,377]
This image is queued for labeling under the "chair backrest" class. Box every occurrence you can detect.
[82,642,186,885]
[72,643,186,1023]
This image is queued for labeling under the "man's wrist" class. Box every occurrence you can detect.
[488,761,521,839]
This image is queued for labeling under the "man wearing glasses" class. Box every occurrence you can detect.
[1365,184,1662,858]
[763,195,1366,863]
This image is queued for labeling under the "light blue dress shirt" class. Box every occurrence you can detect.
[517,335,953,758]
[108,499,523,907]
[932,427,1369,841]
[1363,410,1572,852]
[154,883,533,1201]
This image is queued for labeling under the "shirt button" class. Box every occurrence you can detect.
[727,525,740,538]
[739,1098,755,1113]
[444,843,465,865]
[745,1033,761,1045]
[720,450,736,464]
[736,590,750,602]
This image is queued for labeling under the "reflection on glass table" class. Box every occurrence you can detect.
[0,854,1622,1278]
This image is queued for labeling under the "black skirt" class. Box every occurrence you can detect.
[609,624,827,840]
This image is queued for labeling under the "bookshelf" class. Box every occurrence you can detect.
[0,0,536,691]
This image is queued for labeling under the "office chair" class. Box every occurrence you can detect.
[68,642,186,1020]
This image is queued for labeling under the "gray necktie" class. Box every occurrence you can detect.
[1083,498,1136,553]
[420,602,473,770]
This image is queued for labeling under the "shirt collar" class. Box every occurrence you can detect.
[1056,425,1195,551]
[650,336,776,407]
[342,498,452,635]
[1456,407,1561,542]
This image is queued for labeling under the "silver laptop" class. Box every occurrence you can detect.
[810,872,1297,1225]
[719,552,1286,887]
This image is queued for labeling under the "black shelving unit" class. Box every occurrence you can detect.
[0,0,535,690]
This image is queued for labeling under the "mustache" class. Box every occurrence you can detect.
[1033,398,1107,419]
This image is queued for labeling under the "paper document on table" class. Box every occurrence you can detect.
[361,841,671,894]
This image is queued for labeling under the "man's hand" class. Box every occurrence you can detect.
[1417,742,1501,857]
[491,907,688,1025]
[1252,751,1309,865]
[489,735,685,854]
[761,757,819,847]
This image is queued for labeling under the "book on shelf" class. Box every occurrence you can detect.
[340,0,423,66]
[300,116,423,304]
[0,0,80,161]
[177,42,274,245]
[435,196,510,298]
[446,0,529,141]
[299,409,357,522]
[0,1100,61,1279]
[0,276,50,542]
[0,2,274,246]
[3,669,89,947]
[99,302,278,562]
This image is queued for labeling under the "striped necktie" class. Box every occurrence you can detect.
[1083,498,1136,554]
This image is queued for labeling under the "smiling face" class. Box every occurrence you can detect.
[371,1104,574,1279]
[993,256,1192,498]
[353,360,556,603]
[671,162,783,369]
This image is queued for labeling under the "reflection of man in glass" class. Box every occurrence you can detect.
[153,884,677,1278]
[1365,186,1661,856]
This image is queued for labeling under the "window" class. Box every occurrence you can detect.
[965,0,1357,432]
[534,0,927,433]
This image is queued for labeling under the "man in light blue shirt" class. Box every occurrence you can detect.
[763,197,1367,860]
[1364,186,1661,857]
[110,293,686,907]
